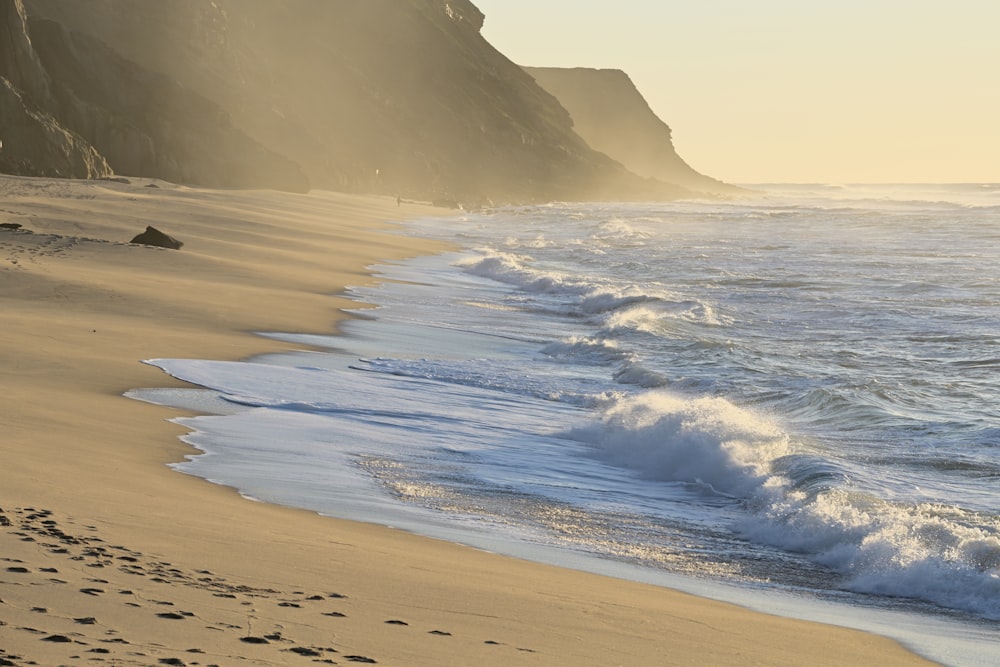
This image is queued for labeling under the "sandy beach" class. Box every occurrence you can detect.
[0,175,937,666]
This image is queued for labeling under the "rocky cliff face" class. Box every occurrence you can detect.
[0,0,305,188]
[4,0,724,201]
[0,0,110,178]
[27,16,308,191]
[525,67,739,196]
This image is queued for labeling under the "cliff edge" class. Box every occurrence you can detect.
[525,67,739,196]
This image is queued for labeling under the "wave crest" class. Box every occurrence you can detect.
[574,389,1000,618]
[571,391,790,497]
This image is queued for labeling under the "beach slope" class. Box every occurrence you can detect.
[0,176,935,666]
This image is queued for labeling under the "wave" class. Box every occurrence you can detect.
[458,250,580,294]
[569,392,790,497]
[750,493,1000,620]
[459,250,728,332]
[590,218,651,245]
[602,301,727,331]
[570,389,1000,619]
[578,289,661,315]
[611,362,670,389]
[540,336,633,365]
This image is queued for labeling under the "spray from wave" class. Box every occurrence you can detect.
[570,389,1000,619]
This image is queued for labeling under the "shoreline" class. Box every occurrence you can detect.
[0,175,938,665]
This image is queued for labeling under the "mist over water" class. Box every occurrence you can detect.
[133,184,1000,663]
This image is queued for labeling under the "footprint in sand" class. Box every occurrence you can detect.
[156,612,187,620]
[239,636,270,644]
[2,506,393,665]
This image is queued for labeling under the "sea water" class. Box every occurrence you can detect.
[130,184,1000,664]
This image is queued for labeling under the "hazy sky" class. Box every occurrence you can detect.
[474,1,999,184]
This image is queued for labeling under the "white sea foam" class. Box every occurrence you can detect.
[568,387,1000,619]
[571,391,791,497]
[457,250,576,293]
[591,218,651,245]
[747,491,1000,619]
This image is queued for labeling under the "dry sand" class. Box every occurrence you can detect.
[0,175,937,666]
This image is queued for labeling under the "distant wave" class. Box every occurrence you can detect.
[459,250,724,327]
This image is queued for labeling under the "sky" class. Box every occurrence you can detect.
[473,1,999,184]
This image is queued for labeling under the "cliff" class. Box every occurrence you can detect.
[525,67,739,196]
[26,16,308,191]
[0,0,110,178]
[3,0,725,202]
[1,0,308,189]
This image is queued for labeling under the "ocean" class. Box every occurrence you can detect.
[130,184,1000,664]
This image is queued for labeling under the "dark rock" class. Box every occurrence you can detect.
[130,226,182,250]
[0,222,22,229]
[239,636,270,644]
